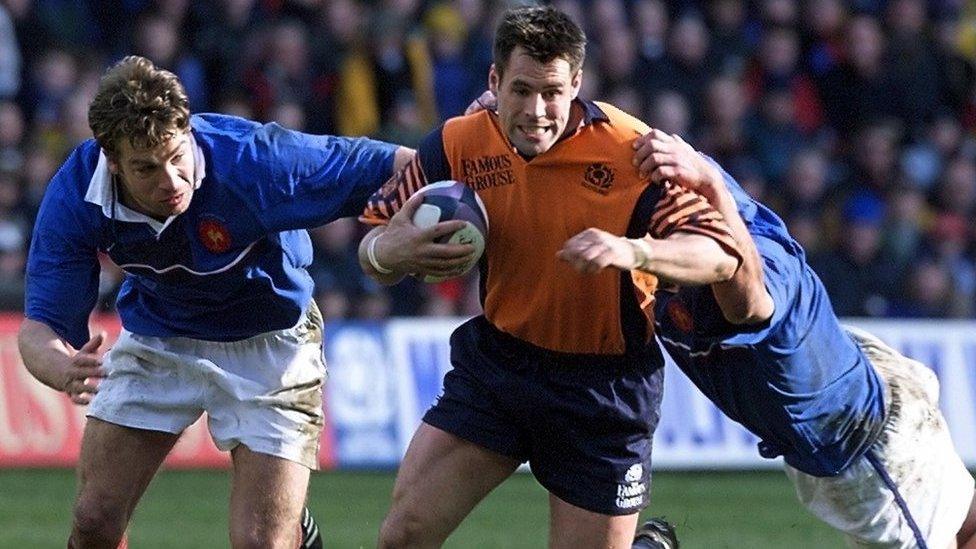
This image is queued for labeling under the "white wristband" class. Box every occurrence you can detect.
[627,238,652,271]
[367,232,394,274]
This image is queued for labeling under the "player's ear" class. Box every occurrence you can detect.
[489,64,500,95]
[570,69,582,99]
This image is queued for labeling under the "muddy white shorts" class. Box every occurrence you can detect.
[785,326,974,548]
[88,303,326,469]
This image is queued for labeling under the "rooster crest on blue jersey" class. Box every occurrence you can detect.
[411,180,489,283]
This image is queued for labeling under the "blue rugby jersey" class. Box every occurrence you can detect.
[654,164,886,477]
[26,113,397,349]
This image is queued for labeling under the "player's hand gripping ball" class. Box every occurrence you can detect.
[411,181,489,283]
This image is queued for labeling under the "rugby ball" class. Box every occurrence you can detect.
[411,181,488,283]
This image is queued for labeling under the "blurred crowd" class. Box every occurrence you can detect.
[1,0,976,320]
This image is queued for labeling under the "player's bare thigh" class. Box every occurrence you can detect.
[548,494,640,549]
[378,422,520,548]
[229,444,310,549]
[72,418,180,545]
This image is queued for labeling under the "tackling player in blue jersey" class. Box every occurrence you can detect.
[560,129,976,548]
[17,56,419,549]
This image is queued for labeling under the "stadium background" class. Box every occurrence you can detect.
[1,0,975,547]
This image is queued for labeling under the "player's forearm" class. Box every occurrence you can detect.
[633,232,738,286]
[358,227,407,286]
[17,318,72,392]
[698,183,775,324]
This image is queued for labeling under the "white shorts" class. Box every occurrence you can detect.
[88,303,327,469]
[785,327,974,548]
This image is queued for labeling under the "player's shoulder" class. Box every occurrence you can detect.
[46,139,102,204]
[190,113,268,151]
[442,109,494,138]
[191,113,293,179]
[37,140,106,231]
[437,110,508,164]
[191,113,263,136]
[590,100,650,135]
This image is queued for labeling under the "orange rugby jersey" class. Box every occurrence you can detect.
[363,99,741,355]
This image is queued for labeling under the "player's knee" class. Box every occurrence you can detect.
[378,510,438,549]
[72,496,127,546]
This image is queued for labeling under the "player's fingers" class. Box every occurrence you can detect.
[632,131,654,150]
[639,142,673,175]
[70,394,93,406]
[582,257,606,274]
[649,137,674,153]
[648,165,675,185]
[423,242,476,259]
[671,133,692,149]
[71,365,107,380]
[581,245,608,262]
[422,220,469,241]
[75,380,100,394]
[566,256,587,272]
[393,191,427,221]
[65,378,99,396]
[556,248,581,267]
[647,152,675,169]
[71,354,104,371]
[416,254,476,276]
[633,139,653,167]
[649,128,675,143]
[78,332,105,355]
[579,227,610,241]
[464,90,497,115]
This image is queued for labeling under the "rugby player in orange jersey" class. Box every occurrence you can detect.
[357,6,744,548]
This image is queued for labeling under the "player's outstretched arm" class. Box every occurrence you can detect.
[633,130,774,324]
[18,319,107,406]
[358,191,477,285]
[558,227,738,285]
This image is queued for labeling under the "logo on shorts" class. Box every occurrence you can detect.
[198,217,232,254]
[616,463,646,509]
[583,163,614,195]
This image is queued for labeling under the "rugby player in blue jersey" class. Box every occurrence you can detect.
[16,56,435,549]
[559,129,976,548]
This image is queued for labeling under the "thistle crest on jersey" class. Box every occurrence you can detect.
[583,163,615,194]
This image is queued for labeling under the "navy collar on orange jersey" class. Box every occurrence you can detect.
[576,98,609,124]
[481,97,607,124]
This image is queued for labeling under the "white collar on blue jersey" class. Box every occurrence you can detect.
[84,131,206,234]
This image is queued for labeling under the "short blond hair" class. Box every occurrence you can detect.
[88,56,190,159]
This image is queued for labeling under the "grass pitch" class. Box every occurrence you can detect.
[0,469,843,548]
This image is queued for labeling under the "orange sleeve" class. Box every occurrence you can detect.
[359,154,430,226]
[648,182,743,265]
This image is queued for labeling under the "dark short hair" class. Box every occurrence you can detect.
[88,56,190,159]
[493,6,586,78]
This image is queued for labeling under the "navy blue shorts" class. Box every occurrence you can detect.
[423,316,664,516]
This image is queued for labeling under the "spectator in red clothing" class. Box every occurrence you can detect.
[744,26,823,133]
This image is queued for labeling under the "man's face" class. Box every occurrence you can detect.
[490,47,581,157]
[108,131,195,220]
